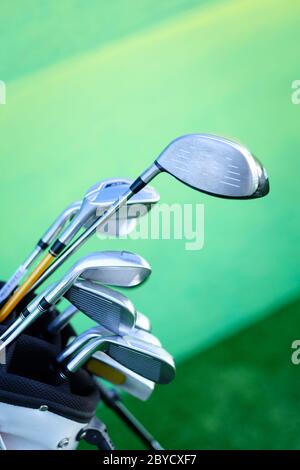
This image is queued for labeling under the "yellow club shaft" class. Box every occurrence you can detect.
[0,252,55,322]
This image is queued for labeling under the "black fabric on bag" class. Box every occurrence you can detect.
[0,282,99,423]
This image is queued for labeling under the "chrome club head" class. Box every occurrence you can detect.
[155,134,269,199]
[0,251,151,347]
[79,251,152,287]
[56,178,159,246]
[86,179,159,219]
[56,324,161,364]
[46,251,151,304]
[64,280,136,335]
[48,304,151,336]
[62,335,176,385]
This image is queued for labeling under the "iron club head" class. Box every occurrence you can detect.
[63,280,136,336]
[56,324,161,364]
[55,178,159,248]
[61,335,176,385]
[0,250,151,347]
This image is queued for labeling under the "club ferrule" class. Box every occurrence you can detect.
[49,240,66,257]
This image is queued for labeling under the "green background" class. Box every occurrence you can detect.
[0,0,299,449]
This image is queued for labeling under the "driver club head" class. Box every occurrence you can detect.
[155,134,269,199]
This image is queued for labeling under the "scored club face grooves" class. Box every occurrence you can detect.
[65,335,176,385]
[107,344,162,383]
[65,284,122,334]
[64,279,136,335]
[57,324,161,364]
[155,134,266,199]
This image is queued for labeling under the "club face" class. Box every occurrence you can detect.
[156,134,269,199]
[105,337,175,385]
[67,335,175,384]
[64,279,136,335]
[80,251,152,287]
[57,323,159,364]
[88,351,155,400]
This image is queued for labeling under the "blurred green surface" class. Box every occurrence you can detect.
[81,296,300,450]
[0,0,299,449]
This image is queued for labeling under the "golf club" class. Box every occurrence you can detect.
[0,134,269,322]
[56,325,161,364]
[96,382,163,450]
[0,251,150,347]
[58,334,176,384]
[0,178,146,305]
[0,200,81,303]
[0,180,158,320]
[48,305,151,335]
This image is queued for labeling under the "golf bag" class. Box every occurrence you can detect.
[0,282,106,450]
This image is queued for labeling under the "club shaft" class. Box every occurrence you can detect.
[30,163,160,294]
[97,382,163,450]
[0,246,41,303]
[30,189,134,293]
[0,253,54,322]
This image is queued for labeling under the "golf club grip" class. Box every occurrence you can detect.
[0,253,55,322]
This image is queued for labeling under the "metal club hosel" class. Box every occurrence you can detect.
[40,200,82,246]
[134,163,161,190]
[56,327,112,364]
